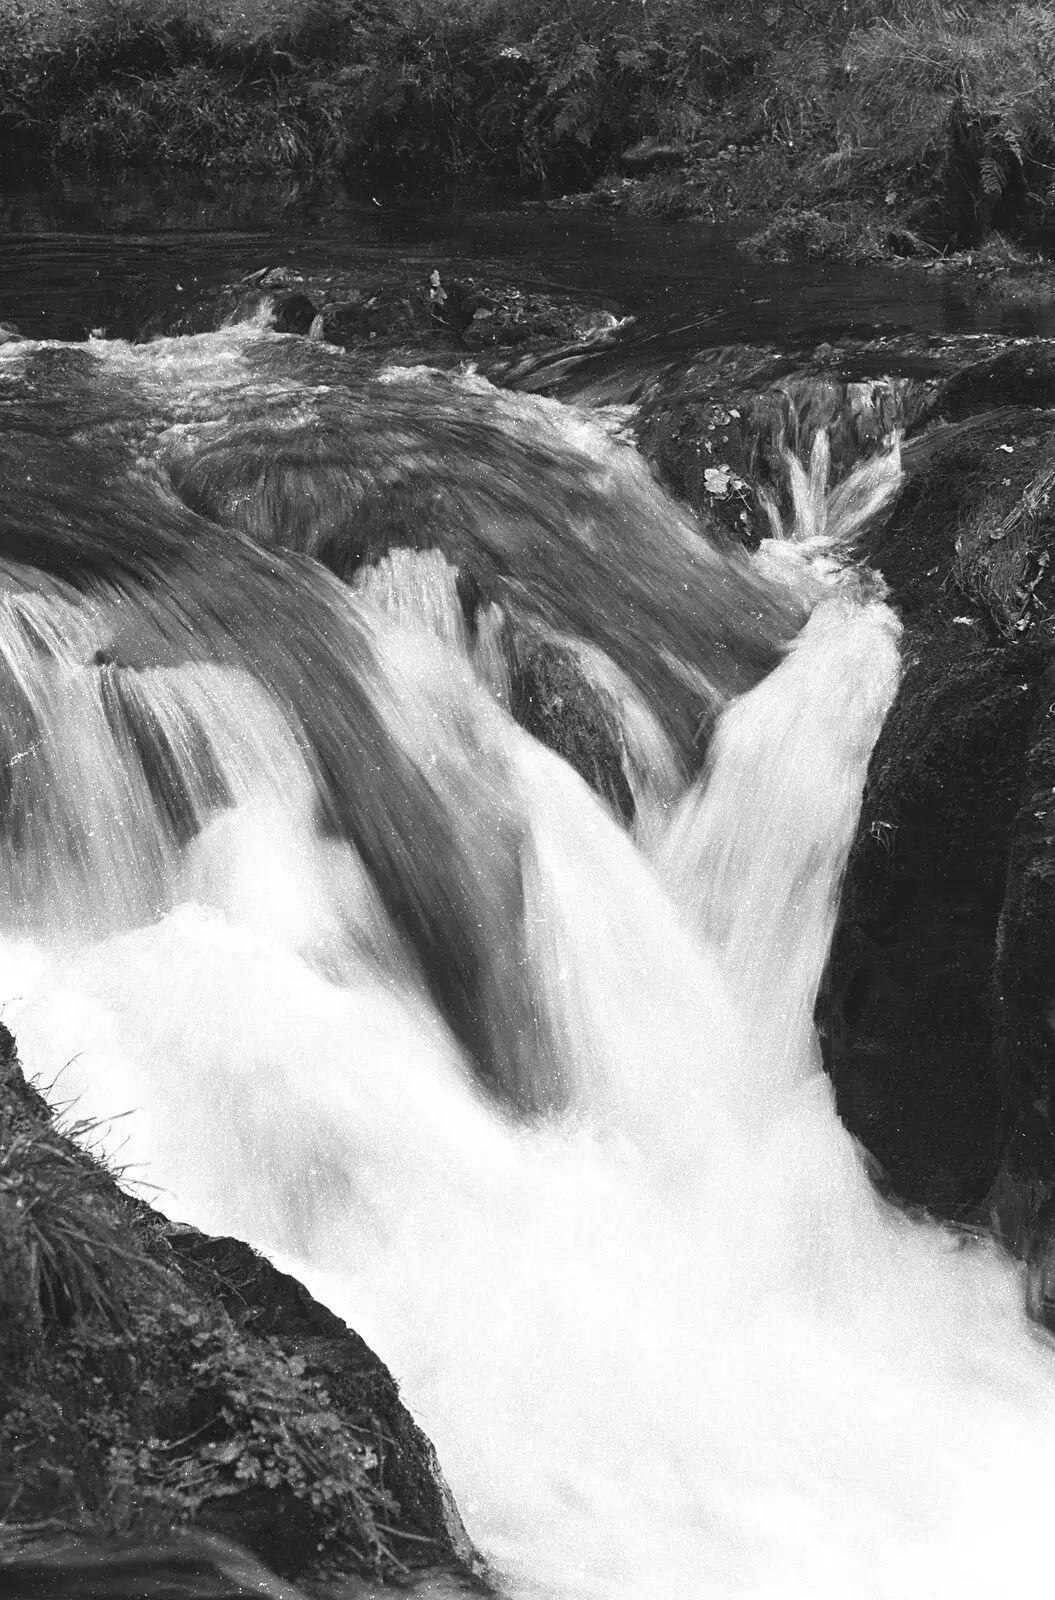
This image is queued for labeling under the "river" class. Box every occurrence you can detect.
[3,173,1055,1600]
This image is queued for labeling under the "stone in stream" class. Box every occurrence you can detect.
[635,365,935,547]
[818,383,1055,1260]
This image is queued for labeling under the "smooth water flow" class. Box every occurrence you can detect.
[2,326,1055,1599]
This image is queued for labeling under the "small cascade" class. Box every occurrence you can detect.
[653,597,902,1092]
[353,545,470,653]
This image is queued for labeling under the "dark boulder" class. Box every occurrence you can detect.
[996,667,1055,1198]
[821,393,1055,1226]
[509,632,635,823]
[270,292,317,336]
[934,345,1055,422]
[821,636,1047,1211]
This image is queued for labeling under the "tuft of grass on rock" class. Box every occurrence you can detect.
[0,1114,157,1352]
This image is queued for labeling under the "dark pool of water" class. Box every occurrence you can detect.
[2,172,1054,359]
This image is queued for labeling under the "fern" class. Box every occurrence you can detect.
[979,151,1004,196]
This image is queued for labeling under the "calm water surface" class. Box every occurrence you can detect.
[3,172,1054,357]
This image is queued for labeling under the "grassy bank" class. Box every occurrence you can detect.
[0,1,1053,255]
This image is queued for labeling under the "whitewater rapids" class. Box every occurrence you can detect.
[2,329,1055,1599]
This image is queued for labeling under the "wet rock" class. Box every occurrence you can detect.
[879,412,1055,637]
[636,370,929,546]
[136,263,618,373]
[822,638,1046,1212]
[991,659,1055,1241]
[270,292,317,335]
[821,395,1055,1220]
[635,393,760,545]
[509,632,634,822]
[933,344,1055,421]
[313,295,365,345]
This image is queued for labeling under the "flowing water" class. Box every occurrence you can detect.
[3,186,1055,1598]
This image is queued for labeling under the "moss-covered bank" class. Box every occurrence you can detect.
[0,1022,484,1591]
[2,1,1054,258]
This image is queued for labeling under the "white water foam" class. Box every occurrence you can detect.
[5,492,1055,1600]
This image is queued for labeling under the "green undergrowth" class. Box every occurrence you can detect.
[0,0,1053,252]
[0,0,772,185]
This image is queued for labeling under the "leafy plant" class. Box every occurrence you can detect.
[108,1320,409,1574]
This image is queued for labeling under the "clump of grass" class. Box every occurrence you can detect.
[744,202,901,262]
[0,1114,153,1343]
[0,0,764,186]
[835,1,1055,235]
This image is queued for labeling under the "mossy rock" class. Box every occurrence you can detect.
[637,369,928,545]
[869,411,1055,641]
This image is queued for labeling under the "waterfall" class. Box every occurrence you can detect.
[3,328,1055,1599]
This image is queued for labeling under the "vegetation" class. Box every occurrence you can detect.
[0,1118,153,1344]
[0,1,1053,252]
[0,1024,470,1584]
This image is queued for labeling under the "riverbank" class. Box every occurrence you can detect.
[1,1,1053,262]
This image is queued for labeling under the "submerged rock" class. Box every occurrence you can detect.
[509,632,635,823]
[136,263,617,371]
[0,1532,310,1599]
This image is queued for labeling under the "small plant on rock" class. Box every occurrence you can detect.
[0,1115,152,1351]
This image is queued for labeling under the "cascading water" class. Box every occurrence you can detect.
[3,324,1055,1599]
